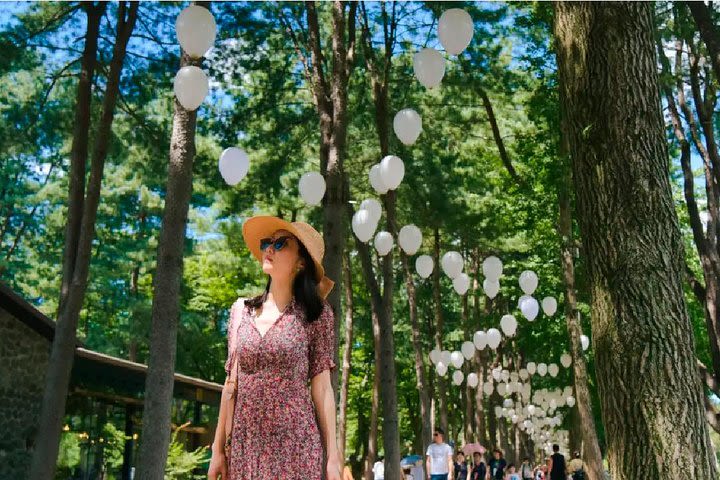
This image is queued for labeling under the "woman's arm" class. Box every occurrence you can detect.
[311,369,341,478]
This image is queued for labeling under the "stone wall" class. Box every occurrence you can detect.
[0,306,50,479]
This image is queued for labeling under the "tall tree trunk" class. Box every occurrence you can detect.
[30,4,137,478]
[402,253,433,454]
[554,3,718,479]
[338,250,354,462]
[558,169,605,480]
[432,228,450,434]
[686,1,720,85]
[134,5,203,474]
[364,340,380,480]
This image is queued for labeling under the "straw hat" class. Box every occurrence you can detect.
[242,216,334,298]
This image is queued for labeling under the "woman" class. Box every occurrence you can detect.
[207,216,341,480]
[453,452,469,480]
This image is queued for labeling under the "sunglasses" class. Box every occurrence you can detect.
[260,236,293,252]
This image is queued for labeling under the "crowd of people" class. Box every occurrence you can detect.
[378,428,587,480]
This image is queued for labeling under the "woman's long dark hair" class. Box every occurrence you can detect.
[246,239,323,322]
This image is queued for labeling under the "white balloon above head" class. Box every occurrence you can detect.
[360,198,382,225]
[500,314,518,337]
[526,362,537,375]
[560,353,572,369]
[486,328,502,350]
[453,273,470,295]
[450,351,464,369]
[379,155,405,190]
[519,270,539,295]
[548,363,559,378]
[176,5,216,58]
[415,255,434,278]
[352,209,375,243]
[441,251,464,279]
[483,255,503,281]
[519,295,540,321]
[467,372,479,388]
[473,330,487,350]
[537,363,548,377]
[173,66,209,111]
[581,334,590,351]
[429,348,441,365]
[440,350,452,365]
[542,296,558,316]
[413,48,446,88]
[218,147,249,186]
[393,109,422,145]
[483,278,500,299]
[438,8,474,55]
[461,341,476,360]
[483,382,494,396]
[452,370,465,386]
[374,231,394,256]
[436,361,448,376]
[369,164,389,194]
[566,396,576,407]
[298,172,326,205]
[398,224,422,255]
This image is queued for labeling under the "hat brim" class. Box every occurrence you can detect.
[242,216,333,298]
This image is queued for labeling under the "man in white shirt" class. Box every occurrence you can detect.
[425,428,453,480]
[372,456,385,480]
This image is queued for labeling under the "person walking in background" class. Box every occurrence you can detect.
[567,452,584,480]
[372,456,385,480]
[519,457,533,480]
[425,428,453,480]
[488,449,507,480]
[469,452,486,480]
[453,451,469,480]
[547,445,566,480]
[504,464,520,480]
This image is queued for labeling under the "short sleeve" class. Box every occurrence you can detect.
[426,445,432,456]
[224,298,244,375]
[307,302,336,379]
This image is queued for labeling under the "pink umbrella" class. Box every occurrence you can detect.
[462,443,486,456]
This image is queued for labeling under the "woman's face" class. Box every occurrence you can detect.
[261,229,304,281]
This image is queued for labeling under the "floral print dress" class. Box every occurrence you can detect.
[224,297,336,480]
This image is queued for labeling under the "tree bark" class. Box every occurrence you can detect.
[558,166,604,480]
[364,316,380,480]
[134,4,203,475]
[554,3,718,479]
[686,1,720,86]
[30,4,136,478]
[432,228,450,435]
[338,250,354,462]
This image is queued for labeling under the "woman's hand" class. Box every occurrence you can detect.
[326,456,343,480]
[207,450,228,479]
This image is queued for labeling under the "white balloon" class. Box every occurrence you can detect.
[519,270,539,295]
[176,5,216,58]
[173,66,209,111]
[452,370,464,385]
[218,147,249,186]
[491,368,502,382]
[369,164,389,194]
[548,363,559,378]
[519,369,529,381]
[581,335,590,351]
[500,314,518,337]
[486,328,502,350]
[398,225,422,255]
[352,209,375,243]
[473,331,487,350]
[461,341,476,360]
[560,353,572,369]
[374,231,394,256]
[482,255,503,280]
[503,398,514,408]
[429,348,441,365]
[413,48,446,88]
[450,351,464,369]
[438,8,473,55]
[441,251,464,279]
[436,362,448,376]
[526,362,537,375]
[483,382,494,396]
[393,109,422,145]
[527,404,536,416]
[467,372,479,388]
[453,273,470,295]
[566,396,576,407]
[359,199,382,224]
[542,296,558,316]
[379,155,405,190]
[483,278,500,299]
[520,296,540,321]
[415,255,434,279]
[298,172,326,205]
[440,350,452,366]
[537,363,548,377]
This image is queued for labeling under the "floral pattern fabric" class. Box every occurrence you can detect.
[224,297,336,480]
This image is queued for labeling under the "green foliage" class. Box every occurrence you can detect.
[165,426,209,480]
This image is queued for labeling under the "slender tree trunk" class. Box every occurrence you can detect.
[686,1,720,85]
[432,228,450,434]
[364,330,380,480]
[134,6,203,474]
[554,3,718,478]
[338,251,354,462]
[402,254,433,454]
[30,4,137,478]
